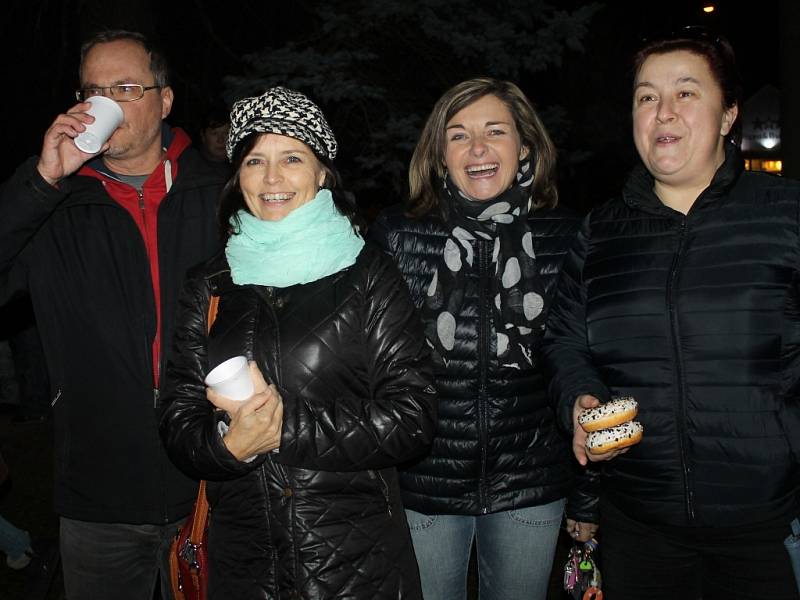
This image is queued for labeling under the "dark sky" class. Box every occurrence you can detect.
[0,0,788,209]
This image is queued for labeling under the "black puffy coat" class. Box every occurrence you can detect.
[542,147,800,528]
[160,243,437,599]
[370,205,596,520]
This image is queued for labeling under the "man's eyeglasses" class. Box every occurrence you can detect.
[75,84,160,103]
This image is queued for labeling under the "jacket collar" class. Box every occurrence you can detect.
[79,123,189,181]
[203,252,236,296]
[61,126,221,206]
[622,143,744,217]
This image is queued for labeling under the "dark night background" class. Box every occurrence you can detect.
[0,1,795,598]
[0,0,789,215]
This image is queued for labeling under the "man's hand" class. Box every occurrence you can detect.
[36,102,109,186]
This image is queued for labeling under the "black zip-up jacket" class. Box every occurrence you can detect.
[542,147,800,528]
[0,145,222,523]
[370,204,597,521]
[160,244,437,599]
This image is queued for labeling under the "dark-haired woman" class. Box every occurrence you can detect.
[543,28,800,599]
[370,78,597,600]
[160,87,437,599]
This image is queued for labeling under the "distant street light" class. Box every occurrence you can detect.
[703,5,716,12]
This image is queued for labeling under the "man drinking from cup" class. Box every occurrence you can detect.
[0,30,224,600]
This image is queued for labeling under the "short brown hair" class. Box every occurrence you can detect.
[79,30,170,88]
[408,78,558,218]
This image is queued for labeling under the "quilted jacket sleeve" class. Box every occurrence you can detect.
[565,463,600,523]
[781,196,800,463]
[277,250,438,471]
[0,157,65,305]
[541,215,610,433]
[159,271,267,481]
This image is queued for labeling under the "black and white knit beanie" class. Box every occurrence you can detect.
[226,86,338,161]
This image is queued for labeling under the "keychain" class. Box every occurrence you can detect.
[563,545,580,593]
[562,537,603,600]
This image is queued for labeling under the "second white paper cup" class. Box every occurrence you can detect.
[204,356,254,401]
[74,96,124,154]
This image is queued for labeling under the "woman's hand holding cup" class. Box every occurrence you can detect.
[208,362,284,460]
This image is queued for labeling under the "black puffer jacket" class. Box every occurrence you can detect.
[542,147,800,528]
[370,205,596,520]
[160,243,437,599]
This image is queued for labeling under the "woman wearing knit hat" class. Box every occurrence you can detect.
[160,87,437,599]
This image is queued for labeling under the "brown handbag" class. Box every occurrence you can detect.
[169,295,219,600]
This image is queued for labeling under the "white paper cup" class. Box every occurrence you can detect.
[74,96,124,154]
[204,356,254,401]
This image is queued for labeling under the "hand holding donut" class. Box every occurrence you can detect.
[572,394,599,466]
[573,395,642,465]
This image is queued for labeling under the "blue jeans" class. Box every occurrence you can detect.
[0,513,30,560]
[60,517,184,600]
[405,498,565,600]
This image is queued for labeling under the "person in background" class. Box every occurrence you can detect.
[0,297,50,423]
[370,77,597,600]
[0,512,33,571]
[197,103,231,169]
[542,26,800,599]
[0,29,223,599]
[160,87,437,599]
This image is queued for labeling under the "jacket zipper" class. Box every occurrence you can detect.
[666,217,695,522]
[477,240,490,514]
[136,188,169,523]
[258,460,280,591]
[98,183,157,392]
[255,286,296,587]
[95,179,169,521]
[369,469,393,517]
[138,189,161,389]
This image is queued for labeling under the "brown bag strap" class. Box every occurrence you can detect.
[207,295,219,333]
[188,480,209,543]
[185,294,219,542]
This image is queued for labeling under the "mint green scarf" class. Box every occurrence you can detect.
[225,189,364,287]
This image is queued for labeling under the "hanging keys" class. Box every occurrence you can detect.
[579,556,594,573]
[563,559,577,590]
[563,545,580,591]
[565,537,603,600]
[582,586,604,600]
[590,559,602,589]
[578,554,595,592]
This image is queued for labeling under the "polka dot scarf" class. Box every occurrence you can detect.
[422,159,546,370]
